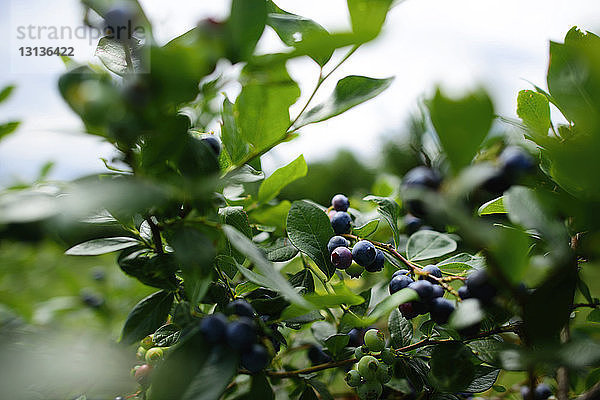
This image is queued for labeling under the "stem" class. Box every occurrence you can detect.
[146,217,164,254]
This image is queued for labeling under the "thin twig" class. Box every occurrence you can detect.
[146,217,164,254]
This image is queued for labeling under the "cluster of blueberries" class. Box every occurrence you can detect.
[520,383,553,400]
[345,329,394,400]
[390,267,497,332]
[199,299,270,373]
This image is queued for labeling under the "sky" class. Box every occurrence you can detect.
[1,0,599,185]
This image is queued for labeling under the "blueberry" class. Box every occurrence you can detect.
[419,265,442,283]
[408,280,434,301]
[91,268,106,281]
[365,249,385,272]
[389,275,413,294]
[357,355,380,380]
[331,211,352,234]
[402,166,442,190]
[392,269,410,278]
[482,169,512,194]
[226,317,257,351]
[348,328,364,347]
[307,345,331,365]
[431,284,444,299]
[499,146,535,177]
[225,299,255,318]
[521,386,532,400]
[458,321,481,338]
[331,247,353,270]
[363,329,385,352]
[201,135,221,156]
[412,300,430,315]
[80,290,104,309]
[457,285,471,300]
[404,215,423,235]
[534,384,552,400]
[466,270,497,304]
[331,194,350,212]
[104,4,137,41]
[429,298,455,325]
[199,313,228,344]
[241,344,270,373]
[327,235,349,253]
[352,240,377,267]
[398,302,418,319]
[345,369,362,387]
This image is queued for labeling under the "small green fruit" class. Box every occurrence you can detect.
[357,355,379,381]
[346,263,365,279]
[363,329,385,352]
[136,346,147,360]
[380,348,395,365]
[357,381,383,400]
[355,345,369,359]
[376,364,391,383]
[145,347,164,365]
[140,335,154,350]
[345,369,362,387]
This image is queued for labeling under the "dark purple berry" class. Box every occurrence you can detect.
[104,4,137,41]
[399,302,418,319]
[352,240,376,267]
[226,317,257,351]
[200,313,228,344]
[392,269,410,278]
[534,384,552,400]
[429,298,455,325]
[225,299,255,318]
[327,235,349,253]
[466,270,497,304]
[331,211,352,234]
[331,247,353,270]
[308,345,331,365]
[412,301,430,315]
[431,284,444,298]
[402,166,442,190]
[331,194,350,211]
[458,285,471,300]
[201,135,221,156]
[348,328,364,347]
[241,344,270,373]
[365,249,385,272]
[499,146,535,177]
[408,280,434,301]
[419,265,442,283]
[389,275,413,294]
[404,215,422,235]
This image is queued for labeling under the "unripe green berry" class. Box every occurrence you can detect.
[363,329,385,352]
[140,335,154,350]
[354,345,369,359]
[357,355,379,381]
[136,346,147,360]
[130,365,140,377]
[380,348,395,365]
[376,364,391,383]
[357,381,383,400]
[345,369,362,387]
[145,347,164,365]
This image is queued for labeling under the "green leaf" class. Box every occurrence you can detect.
[169,226,216,276]
[324,333,350,357]
[353,219,379,237]
[299,387,319,400]
[288,269,315,293]
[258,155,308,203]
[428,88,494,173]
[388,308,413,348]
[363,195,400,247]
[477,196,506,216]
[221,98,249,164]
[227,0,267,62]
[223,225,309,307]
[464,366,500,393]
[307,379,334,400]
[95,36,146,75]
[243,374,275,400]
[587,308,600,323]
[346,288,419,328]
[0,84,15,104]
[0,121,20,141]
[153,324,181,347]
[182,348,238,400]
[347,0,393,41]
[516,89,551,137]
[468,337,503,365]
[118,248,179,290]
[449,299,484,331]
[266,1,332,65]
[220,207,252,238]
[406,230,457,261]
[65,236,139,255]
[429,342,477,392]
[263,238,299,262]
[295,76,394,129]
[280,284,365,320]
[286,200,336,278]
[120,290,174,345]
[250,200,291,232]
[0,189,59,223]
[236,62,300,156]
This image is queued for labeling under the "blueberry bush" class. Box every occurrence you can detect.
[1,1,600,400]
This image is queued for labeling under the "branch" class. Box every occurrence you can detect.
[578,382,600,400]
[146,217,164,254]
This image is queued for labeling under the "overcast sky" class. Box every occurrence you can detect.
[1,0,599,185]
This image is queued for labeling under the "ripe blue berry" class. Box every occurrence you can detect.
[419,265,442,283]
[534,384,552,400]
[331,194,350,211]
[399,302,418,319]
[226,317,257,351]
[408,280,434,301]
[327,235,349,253]
[458,285,471,300]
[226,299,255,318]
[241,344,270,373]
[308,345,331,365]
[331,211,352,234]
[352,240,376,267]
[431,284,444,299]
[412,300,430,315]
[104,4,136,41]
[331,246,353,270]
[201,135,221,156]
[429,298,455,325]
[389,275,413,294]
[200,313,228,344]
[365,249,384,272]
[402,166,441,190]
[466,270,497,304]
[499,146,535,177]
[392,269,410,278]
[404,215,422,235]
[348,328,364,347]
